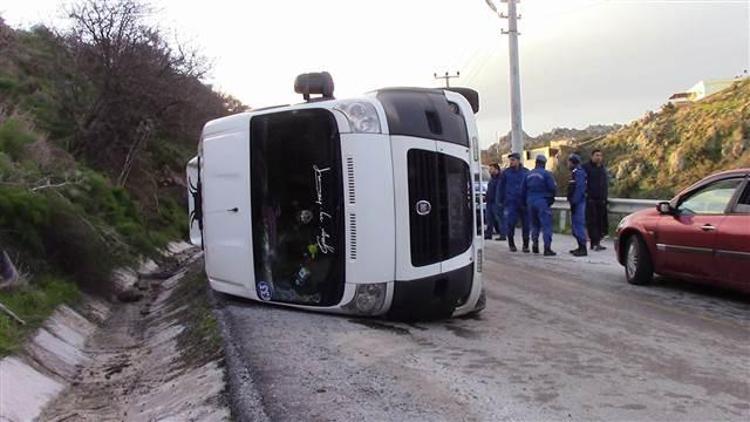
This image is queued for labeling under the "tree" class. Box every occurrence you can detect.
[63,0,215,186]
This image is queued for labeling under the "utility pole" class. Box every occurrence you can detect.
[434,71,460,88]
[494,0,524,154]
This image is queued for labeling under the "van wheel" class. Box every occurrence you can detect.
[625,235,653,285]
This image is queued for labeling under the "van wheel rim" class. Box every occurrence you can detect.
[626,240,638,278]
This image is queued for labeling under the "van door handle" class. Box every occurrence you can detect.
[700,224,716,232]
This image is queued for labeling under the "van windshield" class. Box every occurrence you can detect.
[249,109,345,306]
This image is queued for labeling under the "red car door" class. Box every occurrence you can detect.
[716,180,750,286]
[657,178,744,281]
[657,215,723,280]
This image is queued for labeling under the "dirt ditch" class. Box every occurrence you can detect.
[38,247,230,422]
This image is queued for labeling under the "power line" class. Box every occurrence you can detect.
[434,71,460,88]
[599,0,747,4]
[537,0,745,19]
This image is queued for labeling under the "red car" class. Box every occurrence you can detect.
[615,169,750,293]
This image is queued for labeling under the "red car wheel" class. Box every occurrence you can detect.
[625,235,654,285]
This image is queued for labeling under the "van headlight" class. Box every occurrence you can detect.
[344,283,386,315]
[336,101,381,133]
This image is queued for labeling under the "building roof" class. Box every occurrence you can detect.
[668,92,690,100]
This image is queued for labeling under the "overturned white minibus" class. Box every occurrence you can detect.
[187,72,485,319]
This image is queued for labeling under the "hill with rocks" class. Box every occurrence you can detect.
[482,125,622,164]
[483,79,749,199]
[589,79,749,198]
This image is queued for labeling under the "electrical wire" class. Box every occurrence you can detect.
[600,0,747,3]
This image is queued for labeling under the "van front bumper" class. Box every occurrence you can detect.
[387,263,474,320]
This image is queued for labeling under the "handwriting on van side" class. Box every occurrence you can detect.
[317,228,335,254]
[314,165,330,205]
[314,165,335,254]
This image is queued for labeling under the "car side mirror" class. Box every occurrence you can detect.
[657,201,673,215]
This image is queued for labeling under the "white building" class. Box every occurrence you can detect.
[669,77,746,104]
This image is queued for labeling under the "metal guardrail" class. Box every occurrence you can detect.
[551,197,665,232]
[551,197,663,213]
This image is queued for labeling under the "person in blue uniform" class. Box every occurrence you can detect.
[484,163,506,240]
[500,152,530,253]
[567,153,588,256]
[521,154,557,256]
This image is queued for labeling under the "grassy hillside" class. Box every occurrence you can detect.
[0,2,243,355]
[591,79,750,199]
[483,80,749,199]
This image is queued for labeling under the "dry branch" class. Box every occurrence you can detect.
[0,302,25,325]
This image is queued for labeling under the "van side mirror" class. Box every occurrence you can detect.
[294,72,335,101]
[445,87,480,113]
[657,201,673,214]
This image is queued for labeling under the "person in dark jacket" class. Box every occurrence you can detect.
[500,152,530,252]
[567,153,588,256]
[582,149,609,251]
[484,163,506,240]
[495,168,507,241]
[521,155,557,256]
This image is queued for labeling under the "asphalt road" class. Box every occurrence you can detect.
[216,234,750,422]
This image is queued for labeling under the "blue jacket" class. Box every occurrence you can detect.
[566,165,587,205]
[486,173,501,205]
[522,165,556,204]
[500,166,529,206]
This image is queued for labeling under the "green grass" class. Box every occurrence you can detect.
[0,276,80,356]
[0,118,36,161]
[171,262,223,368]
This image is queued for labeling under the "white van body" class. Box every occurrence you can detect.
[187,87,485,319]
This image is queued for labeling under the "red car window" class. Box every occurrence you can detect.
[678,178,743,215]
[733,182,750,213]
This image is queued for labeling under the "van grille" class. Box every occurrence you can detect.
[346,156,356,204]
[349,213,357,260]
[407,150,473,267]
[408,150,439,266]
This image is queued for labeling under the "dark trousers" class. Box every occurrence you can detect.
[570,201,587,246]
[485,203,503,238]
[504,202,530,243]
[528,198,553,249]
[586,199,608,246]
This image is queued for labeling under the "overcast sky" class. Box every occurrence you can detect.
[3,0,749,147]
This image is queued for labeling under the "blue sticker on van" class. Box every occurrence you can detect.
[257,281,273,301]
